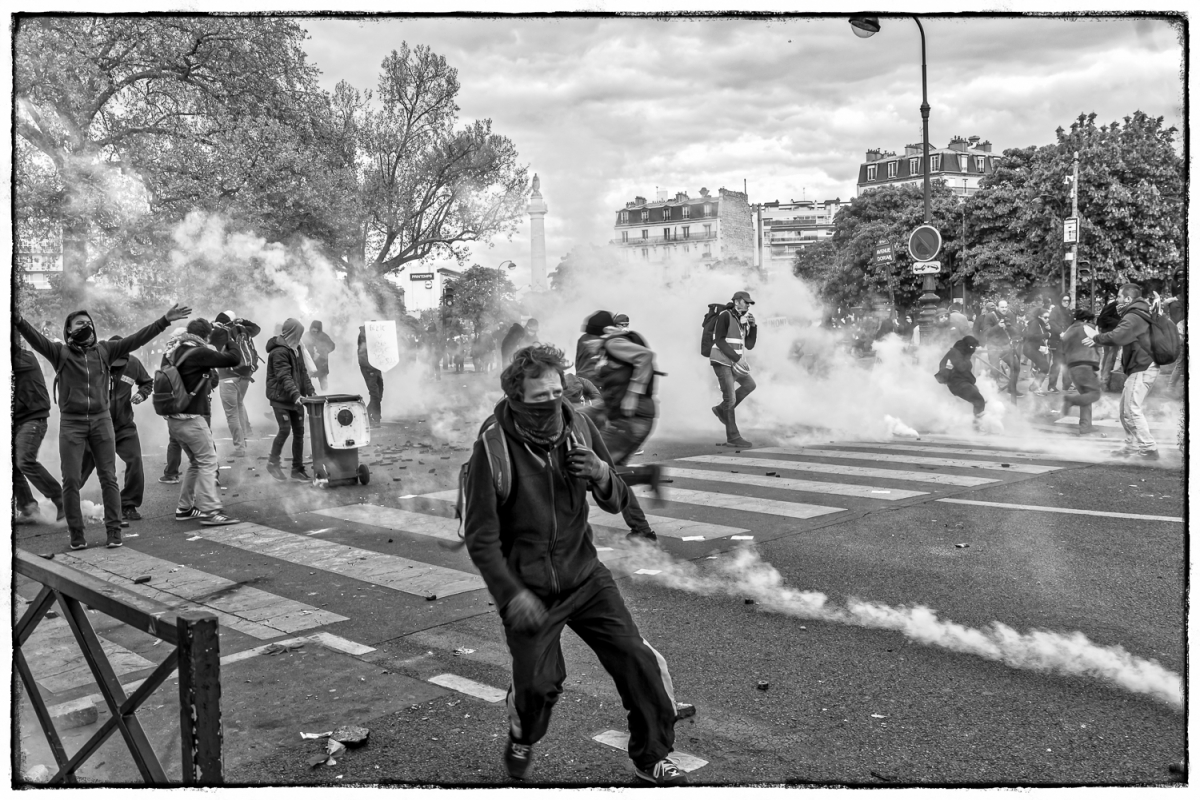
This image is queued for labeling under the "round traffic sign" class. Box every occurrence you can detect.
[908,225,942,261]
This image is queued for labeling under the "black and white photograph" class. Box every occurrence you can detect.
[7,1,1189,789]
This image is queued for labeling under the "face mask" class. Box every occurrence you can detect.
[69,323,95,346]
[509,396,565,447]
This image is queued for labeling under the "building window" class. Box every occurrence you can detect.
[682,226,690,239]
[682,205,690,218]
[684,244,690,253]
[866,164,877,182]
[661,207,670,222]
[887,161,897,179]
[641,248,648,260]
[641,210,649,222]
[931,154,942,171]
[619,210,628,224]
[975,156,985,172]
[664,227,671,241]
[641,229,648,240]
[621,231,628,243]
[704,223,712,238]
[703,203,712,216]
[909,158,920,174]
[958,154,968,171]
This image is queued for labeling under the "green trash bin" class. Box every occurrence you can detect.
[300,394,371,487]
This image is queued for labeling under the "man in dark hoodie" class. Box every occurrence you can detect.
[1087,284,1160,458]
[709,290,759,447]
[79,335,152,521]
[266,318,316,480]
[302,319,336,391]
[357,325,384,427]
[1059,309,1101,434]
[937,335,987,427]
[214,310,261,457]
[167,319,243,526]
[16,303,189,549]
[463,344,687,786]
[12,334,64,523]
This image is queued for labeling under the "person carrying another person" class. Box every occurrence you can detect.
[462,343,688,786]
[12,332,64,524]
[214,310,261,458]
[16,303,189,550]
[936,335,987,430]
[302,319,336,391]
[1086,284,1161,459]
[710,290,758,447]
[266,318,316,481]
[1059,309,1101,435]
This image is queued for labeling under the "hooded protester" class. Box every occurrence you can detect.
[462,343,689,786]
[1088,284,1160,458]
[16,303,189,550]
[709,290,758,447]
[167,318,244,527]
[357,325,383,427]
[79,335,153,521]
[302,319,336,391]
[214,310,262,457]
[1059,309,1101,434]
[159,327,190,484]
[12,333,64,524]
[266,318,316,480]
[500,321,528,366]
[936,335,987,426]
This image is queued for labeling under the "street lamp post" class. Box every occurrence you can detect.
[851,15,940,340]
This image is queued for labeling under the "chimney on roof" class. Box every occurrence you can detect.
[699,187,710,197]
[949,136,970,152]
[866,148,882,162]
[978,140,992,153]
[634,196,646,206]
[968,135,981,146]
[625,202,634,209]
[675,191,687,202]
[904,143,921,156]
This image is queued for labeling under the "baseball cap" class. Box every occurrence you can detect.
[732,290,755,305]
[613,313,630,326]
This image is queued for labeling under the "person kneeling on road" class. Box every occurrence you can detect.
[463,344,689,786]
[937,335,987,429]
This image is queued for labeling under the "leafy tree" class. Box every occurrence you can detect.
[444,265,518,339]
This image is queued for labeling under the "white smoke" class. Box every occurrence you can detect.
[618,542,1183,711]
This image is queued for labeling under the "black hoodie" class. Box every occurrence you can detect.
[938,339,979,388]
[13,347,51,428]
[16,311,169,420]
[463,399,628,611]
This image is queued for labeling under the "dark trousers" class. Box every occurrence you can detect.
[712,363,756,440]
[589,408,656,535]
[503,566,676,769]
[948,382,987,416]
[1023,343,1050,376]
[1062,364,1102,428]
[988,348,1021,394]
[165,414,210,478]
[14,418,63,512]
[1099,345,1120,391]
[269,406,305,467]
[1048,347,1073,391]
[60,416,121,535]
[361,366,384,424]
[80,424,144,511]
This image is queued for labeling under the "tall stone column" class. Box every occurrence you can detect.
[527,174,548,292]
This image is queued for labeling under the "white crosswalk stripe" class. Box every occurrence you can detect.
[313,503,461,540]
[631,486,845,520]
[679,454,997,486]
[587,505,750,539]
[827,442,1083,462]
[662,466,928,500]
[753,447,1059,474]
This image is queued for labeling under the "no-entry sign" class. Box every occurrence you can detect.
[908,225,942,262]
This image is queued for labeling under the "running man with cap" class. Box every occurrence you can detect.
[710,290,758,447]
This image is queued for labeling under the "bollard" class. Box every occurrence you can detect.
[178,612,223,786]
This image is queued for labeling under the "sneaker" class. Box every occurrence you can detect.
[635,758,688,786]
[159,475,181,484]
[123,508,142,521]
[726,437,753,448]
[674,702,697,722]
[69,530,87,550]
[503,737,534,780]
[266,462,286,481]
[1077,425,1098,435]
[200,512,241,527]
[176,507,207,521]
[232,448,247,458]
[290,466,312,482]
[106,530,124,549]
[711,405,727,424]
[1135,449,1160,460]
[627,529,658,543]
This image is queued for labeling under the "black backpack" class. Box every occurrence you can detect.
[1137,306,1180,366]
[700,303,729,357]
[152,347,209,415]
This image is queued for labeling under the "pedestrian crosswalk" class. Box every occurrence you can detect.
[18,438,1081,715]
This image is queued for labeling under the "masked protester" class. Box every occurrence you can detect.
[265,318,316,480]
[463,344,689,786]
[937,336,987,429]
[12,334,64,524]
[710,290,759,447]
[302,320,336,391]
[16,304,189,550]
[357,326,384,427]
[79,335,153,522]
[1088,284,1160,458]
[214,310,262,457]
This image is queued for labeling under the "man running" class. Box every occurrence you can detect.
[936,335,987,429]
[710,290,758,447]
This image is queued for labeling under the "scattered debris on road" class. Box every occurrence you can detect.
[757,681,769,691]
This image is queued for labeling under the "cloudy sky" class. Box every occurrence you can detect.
[300,11,1184,288]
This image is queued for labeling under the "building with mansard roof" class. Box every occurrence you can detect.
[611,187,753,265]
[857,135,1000,200]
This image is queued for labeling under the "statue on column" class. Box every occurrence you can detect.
[531,173,541,196]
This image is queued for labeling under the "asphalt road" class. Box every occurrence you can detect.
[13,372,1186,787]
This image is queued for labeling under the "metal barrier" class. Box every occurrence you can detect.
[14,549,222,785]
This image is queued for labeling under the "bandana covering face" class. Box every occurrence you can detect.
[69,324,96,347]
[509,396,565,448]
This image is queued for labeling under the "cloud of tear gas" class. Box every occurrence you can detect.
[618,542,1183,710]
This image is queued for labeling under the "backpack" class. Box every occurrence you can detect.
[231,328,260,377]
[1141,306,1180,366]
[451,412,592,545]
[700,303,729,357]
[152,347,210,415]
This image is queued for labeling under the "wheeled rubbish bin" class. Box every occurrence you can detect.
[300,394,371,487]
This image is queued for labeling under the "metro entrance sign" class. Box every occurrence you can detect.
[908,225,942,262]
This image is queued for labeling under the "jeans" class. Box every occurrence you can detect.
[1119,364,1160,452]
[361,366,384,424]
[502,566,676,769]
[60,415,122,535]
[165,414,210,478]
[80,423,144,511]
[1062,365,1101,429]
[13,419,63,513]
[219,377,253,449]
[711,363,756,440]
[168,416,222,514]
[270,406,305,468]
[1048,347,1073,391]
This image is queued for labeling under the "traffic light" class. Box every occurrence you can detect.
[1076,260,1092,281]
[443,285,455,307]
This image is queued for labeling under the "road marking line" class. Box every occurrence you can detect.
[663,466,928,500]
[587,506,749,539]
[593,730,708,772]
[58,550,347,638]
[680,455,996,487]
[935,498,1183,522]
[427,673,507,702]
[631,485,845,520]
[313,504,461,540]
[832,442,1084,463]
[754,447,1058,474]
[188,522,486,598]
